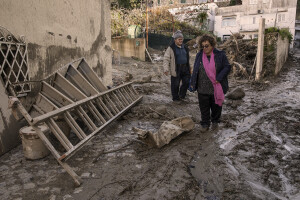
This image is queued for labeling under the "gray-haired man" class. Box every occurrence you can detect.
[163,30,192,102]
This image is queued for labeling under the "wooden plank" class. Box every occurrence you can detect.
[103,95,118,115]
[88,102,106,124]
[46,120,71,151]
[32,125,60,159]
[64,112,87,139]
[41,81,73,106]
[78,106,97,130]
[95,98,113,119]
[58,160,82,186]
[77,59,107,92]
[75,107,95,132]
[53,73,86,101]
[115,89,130,105]
[65,65,98,97]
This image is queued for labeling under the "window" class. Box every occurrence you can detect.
[250,0,258,5]
[253,34,258,39]
[169,0,173,4]
[158,0,160,5]
[277,13,286,23]
[222,17,236,27]
[181,0,186,3]
[253,17,256,24]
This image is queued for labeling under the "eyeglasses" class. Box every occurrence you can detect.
[203,44,210,49]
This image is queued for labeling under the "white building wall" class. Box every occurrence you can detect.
[214,0,297,45]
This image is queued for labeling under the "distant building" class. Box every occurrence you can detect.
[214,0,297,46]
[168,3,218,32]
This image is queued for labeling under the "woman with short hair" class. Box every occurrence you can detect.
[189,34,231,132]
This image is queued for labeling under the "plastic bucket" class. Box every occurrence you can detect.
[19,125,50,160]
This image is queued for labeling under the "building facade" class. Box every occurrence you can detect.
[0,0,112,156]
[214,0,297,43]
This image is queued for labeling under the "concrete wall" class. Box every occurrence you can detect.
[112,38,146,61]
[275,36,289,75]
[0,0,112,156]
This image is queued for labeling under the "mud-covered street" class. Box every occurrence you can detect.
[0,50,299,200]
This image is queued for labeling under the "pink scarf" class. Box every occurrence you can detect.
[202,50,224,106]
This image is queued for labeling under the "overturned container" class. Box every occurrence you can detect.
[19,125,50,160]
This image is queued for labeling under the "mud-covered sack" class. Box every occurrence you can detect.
[134,116,195,148]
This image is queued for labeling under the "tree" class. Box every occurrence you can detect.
[113,0,142,9]
[229,0,242,6]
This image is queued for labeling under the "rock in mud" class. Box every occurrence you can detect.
[155,105,167,115]
[226,88,245,100]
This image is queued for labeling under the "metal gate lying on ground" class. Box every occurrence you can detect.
[15,58,142,185]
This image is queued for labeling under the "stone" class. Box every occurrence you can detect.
[155,105,167,115]
[226,88,245,100]
[81,172,90,178]
[23,183,36,190]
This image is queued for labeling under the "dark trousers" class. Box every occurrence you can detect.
[171,65,191,101]
[198,93,222,127]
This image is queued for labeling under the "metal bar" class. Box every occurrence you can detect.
[59,95,143,161]
[31,82,133,125]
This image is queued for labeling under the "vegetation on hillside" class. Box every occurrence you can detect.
[111,7,209,38]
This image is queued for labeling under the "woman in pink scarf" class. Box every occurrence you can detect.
[189,35,231,132]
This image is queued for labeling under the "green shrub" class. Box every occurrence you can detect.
[265,27,293,43]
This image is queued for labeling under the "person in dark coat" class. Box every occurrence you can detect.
[189,34,231,132]
[163,30,192,102]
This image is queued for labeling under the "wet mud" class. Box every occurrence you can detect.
[0,53,299,200]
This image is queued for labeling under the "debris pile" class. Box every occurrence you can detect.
[218,34,258,79]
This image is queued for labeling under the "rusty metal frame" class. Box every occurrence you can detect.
[15,58,142,186]
[0,26,31,95]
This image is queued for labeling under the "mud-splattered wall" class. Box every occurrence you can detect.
[0,0,112,156]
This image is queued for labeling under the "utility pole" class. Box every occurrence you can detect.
[256,18,265,81]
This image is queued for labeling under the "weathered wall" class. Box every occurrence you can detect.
[0,0,112,156]
[112,38,146,61]
[275,36,289,75]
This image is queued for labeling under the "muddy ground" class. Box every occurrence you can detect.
[0,50,299,200]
